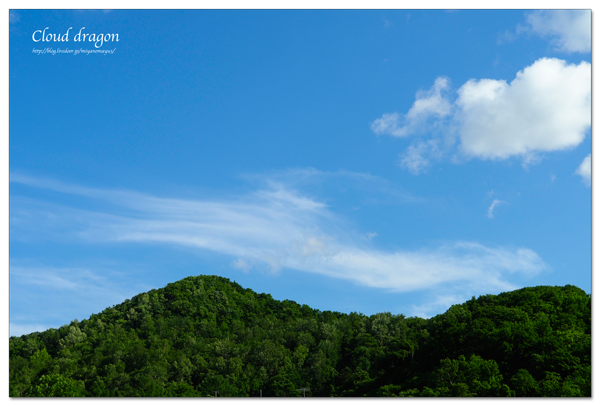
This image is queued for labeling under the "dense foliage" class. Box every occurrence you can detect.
[10,275,591,397]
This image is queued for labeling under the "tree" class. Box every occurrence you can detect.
[27,374,85,397]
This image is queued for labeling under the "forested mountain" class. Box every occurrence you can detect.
[9,275,591,397]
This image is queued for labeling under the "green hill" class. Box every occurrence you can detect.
[9,275,591,397]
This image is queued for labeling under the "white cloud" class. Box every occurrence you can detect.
[232,258,252,272]
[10,263,141,336]
[242,167,424,204]
[487,199,505,219]
[373,58,590,172]
[399,139,444,175]
[400,142,431,175]
[371,77,452,138]
[456,58,590,160]
[576,154,591,186]
[526,10,591,53]
[297,236,329,257]
[295,242,544,293]
[365,232,378,240]
[10,264,126,295]
[11,175,546,296]
[371,113,402,136]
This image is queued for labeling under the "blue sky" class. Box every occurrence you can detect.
[9,9,591,337]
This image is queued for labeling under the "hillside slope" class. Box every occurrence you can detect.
[9,275,591,397]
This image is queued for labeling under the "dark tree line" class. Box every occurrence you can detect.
[9,275,591,397]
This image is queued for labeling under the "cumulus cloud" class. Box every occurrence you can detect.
[575,154,591,186]
[371,77,452,138]
[372,58,591,172]
[11,174,546,296]
[456,58,590,160]
[526,10,591,53]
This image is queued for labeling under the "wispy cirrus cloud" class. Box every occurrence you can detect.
[10,262,142,336]
[11,173,546,300]
[487,199,506,219]
[399,139,445,175]
[241,167,423,204]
